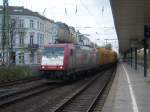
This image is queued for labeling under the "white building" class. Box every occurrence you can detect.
[51,21,58,44]
[0,6,53,65]
[69,26,79,44]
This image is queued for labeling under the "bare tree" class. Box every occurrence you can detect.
[9,19,16,65]
[9,18,26,65]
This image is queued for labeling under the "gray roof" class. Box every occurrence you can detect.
[0,6,52,22]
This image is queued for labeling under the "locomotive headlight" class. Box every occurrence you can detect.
[42,66,45,69]
[60,66,63,69]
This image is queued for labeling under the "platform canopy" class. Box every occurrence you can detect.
[110,0,150,53]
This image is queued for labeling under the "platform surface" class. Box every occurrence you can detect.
[102,62,150,112]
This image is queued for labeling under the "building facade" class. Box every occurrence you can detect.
[55,22,70,43]
[51,21,58,44]
[69,26,79,44]
[0,6,53,65]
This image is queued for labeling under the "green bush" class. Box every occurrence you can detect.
[0,66,37,83]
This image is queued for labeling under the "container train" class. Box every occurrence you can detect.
[40,43,117,79]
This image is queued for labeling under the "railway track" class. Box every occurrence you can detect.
[0,66,116,112]
[0,77,41,88]
[49,68,116,112]
[92,68,116,112]
[0,79,62,107]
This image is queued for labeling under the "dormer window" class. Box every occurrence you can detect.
[14,9,23,12]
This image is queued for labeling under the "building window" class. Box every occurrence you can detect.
[30,34,34,45]
[40,23,42,30]
[37,21,39,30]
[40,34,44,46]
[18,31,24,46]
[19,37,24,46]
[37,33,44,47]
[30,53,34,64]
[10,19,16,28]
[37,52,41,64]
[18,53,24,64]
[30,20,34,29]
[37,33,40,45]
[40,23,44,31]
[18,19,24,28]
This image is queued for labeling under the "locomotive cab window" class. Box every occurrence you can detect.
[43,47,64,57]
[41,47,65,66]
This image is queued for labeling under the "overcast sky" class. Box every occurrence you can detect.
[0,0,118,51]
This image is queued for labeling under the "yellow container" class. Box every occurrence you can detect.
[97,48,117,65]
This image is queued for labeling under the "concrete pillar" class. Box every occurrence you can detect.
[135,48,137,70]
[144,39,147,77]
[148,39,150,77]
[127,50,130,64]
[131,48,133,67]
[123,52,126,62]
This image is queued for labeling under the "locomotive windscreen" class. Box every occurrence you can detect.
[41,47,64,66]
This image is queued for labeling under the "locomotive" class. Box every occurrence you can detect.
[40,43,117,79]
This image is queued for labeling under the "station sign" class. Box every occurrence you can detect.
[144,25,150,38]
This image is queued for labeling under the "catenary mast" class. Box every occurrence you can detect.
[2,0,9,65]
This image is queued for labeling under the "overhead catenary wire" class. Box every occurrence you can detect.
[62,0,106,30]
[78,0,108,29]
[79,0,94,17]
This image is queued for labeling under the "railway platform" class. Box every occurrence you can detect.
[102,62,150,112]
